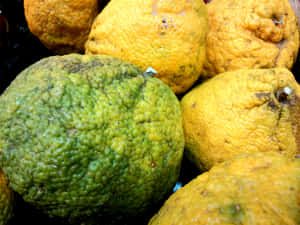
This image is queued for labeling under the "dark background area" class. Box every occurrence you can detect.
[0,0,300,224]
[0,0,52,95]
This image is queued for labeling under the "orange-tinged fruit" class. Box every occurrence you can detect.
[0,168,14,225]
[24,0,100,54]
[202,0,299,77]
[148,152,300,225]
[181,68,300,171]
[85,0,208,94]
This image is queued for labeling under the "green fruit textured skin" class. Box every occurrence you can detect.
[0,168,13,225]
[0,54,184,221]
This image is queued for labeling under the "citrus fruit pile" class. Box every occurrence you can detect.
[0,0,300,225]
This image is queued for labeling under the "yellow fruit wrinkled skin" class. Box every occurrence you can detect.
[202,0,299,77]
[85,0,208,94]
[149,152,300,225]
[24,0,99,54]
[181,68,300,171]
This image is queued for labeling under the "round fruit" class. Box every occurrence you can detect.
[85,0,208,95]
[181,68,300,171]
[0,168,14,225]
[203,0,299,77]
[24,0,100,54]
[149,152,300,225]
[0,54,184,222]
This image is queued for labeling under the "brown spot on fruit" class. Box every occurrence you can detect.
[255,92,271,99]
[201,190,209,196]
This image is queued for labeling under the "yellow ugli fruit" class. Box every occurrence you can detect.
[149,152,300,225]
[85,0,208,94]
[181,68,300,171]
[202,0,299,77]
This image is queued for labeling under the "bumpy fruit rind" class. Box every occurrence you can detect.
[181,68,300,170]
[149,152,300,225]
[0,54,184,222]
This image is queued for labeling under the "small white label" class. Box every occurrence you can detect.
[145,67,157,75]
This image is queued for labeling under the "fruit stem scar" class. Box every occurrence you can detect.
[272,14,284,25]
[274,86,292,104]
[162,17,168,29]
